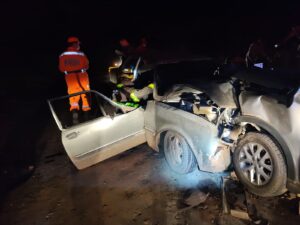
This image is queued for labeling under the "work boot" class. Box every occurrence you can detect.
[71,109,79,125]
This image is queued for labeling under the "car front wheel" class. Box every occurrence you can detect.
[163,131,196,174]
[233,132,287,197]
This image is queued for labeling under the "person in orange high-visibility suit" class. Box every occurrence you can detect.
[59,37,91,116]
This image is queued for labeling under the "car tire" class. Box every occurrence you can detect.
[233,132,287,197]
[163,131,196,174]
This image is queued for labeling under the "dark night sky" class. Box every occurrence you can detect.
[2,1,300,50]
[1,0,300,87]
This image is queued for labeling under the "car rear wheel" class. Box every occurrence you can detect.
[163,131,196,174]
[233,132,287,197]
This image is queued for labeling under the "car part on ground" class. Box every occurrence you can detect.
[233,132,287,197]
[221,176,272,224]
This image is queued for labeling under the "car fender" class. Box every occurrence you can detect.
[155,126,204,170]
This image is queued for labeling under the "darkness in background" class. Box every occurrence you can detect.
[2,1,300,79]
[0,0,300,196]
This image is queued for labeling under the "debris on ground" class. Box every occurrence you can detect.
[179,189,209,212]
[184,190,209,207]
[1,145,300,225]
[221,177,271,225]
[221,176,230,214]
[230,209,250,221]
[217,215,248,225]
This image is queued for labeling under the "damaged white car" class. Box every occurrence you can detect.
[48,58,300,197]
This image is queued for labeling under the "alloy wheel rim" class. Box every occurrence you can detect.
[238,142,273,186]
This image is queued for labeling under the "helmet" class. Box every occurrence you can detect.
[119,38,130,47]
[67,36,80,44]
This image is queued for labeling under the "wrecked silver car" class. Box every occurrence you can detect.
[48,58,300,197]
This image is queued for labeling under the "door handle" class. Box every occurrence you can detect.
[66,131,79,140]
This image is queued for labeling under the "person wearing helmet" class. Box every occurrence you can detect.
[136,37,148,54]
[117,37,149,58]
[59,37,91,123]
[114,57,154,105]
[110,37,154,107]
[118,38,134,57]
[245,39,272,69]
[279,25,300,69]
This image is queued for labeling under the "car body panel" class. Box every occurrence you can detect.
[153,58,237,108]
[202,82,237,108]
[144,100,157,150]
[239,88,300,184]
[48,91,146,170]
[154,101,230,172]
[62,108,146,170]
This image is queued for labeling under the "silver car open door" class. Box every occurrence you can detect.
[48,90,146,170]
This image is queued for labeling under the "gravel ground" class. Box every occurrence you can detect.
[0,122,299,225]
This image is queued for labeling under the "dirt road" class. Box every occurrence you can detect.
[0,123,299,225]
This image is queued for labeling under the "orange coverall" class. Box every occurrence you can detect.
[59,47,91,111]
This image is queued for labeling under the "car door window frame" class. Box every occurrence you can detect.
[47,90,126,131]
